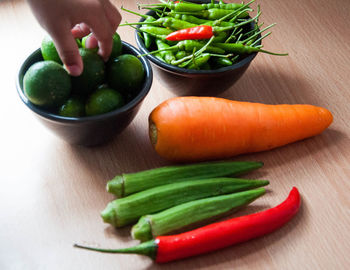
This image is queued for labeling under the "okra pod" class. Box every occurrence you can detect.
[132,188,266,242]
[107,161,263,197]
[101,178,269,227]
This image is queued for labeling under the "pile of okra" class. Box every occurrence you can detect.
[121,0,287,70]
[101,160,269,242]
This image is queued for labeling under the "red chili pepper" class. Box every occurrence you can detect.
[74,187,301,263]
[166,25,214,41]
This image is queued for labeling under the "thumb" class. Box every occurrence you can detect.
[51,29,83,76]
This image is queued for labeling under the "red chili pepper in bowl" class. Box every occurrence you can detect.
[166,25,214,41]
[74,187,301,263]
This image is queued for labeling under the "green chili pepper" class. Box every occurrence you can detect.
[143,17,156,48]
[214,42,288,56]
[154,52,165,62]
[133,25,171,41]
[212,31,229,43]
[200,61,211,70]
[168,13,236,28]
[121,17,198,31]
[169,8,249,21]
[181,52,233,69]
[175,50,188,60]
[155,39,176,64]
[186,53,211,69]
[140,1,245,12]
[146,39,225,56]
[120,7,156,48]
[131,188,266,242]
[212,56,233,68]
[140,25,173,36]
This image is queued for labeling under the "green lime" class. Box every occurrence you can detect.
[71,48,105,95]
[85,88,125,116]
[110,33,122,60]
[107,54,145,95]
[23,61,71,108]
[82,34,98,53]
[41,35,62,64]
[82,32,122,60]
[58,96,85,117]
[41,35,83,64]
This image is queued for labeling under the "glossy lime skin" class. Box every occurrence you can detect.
[23,61,71,108]
[110,33,122,60]
[85,88,125,116]
[71,48,105,95]
[107,54,145,95]
[41,35,82,64]
[41,35,62,64]
[58,96,85,117]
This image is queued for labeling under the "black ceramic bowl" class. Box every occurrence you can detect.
[16,41,153,146]
[135,0,259,96]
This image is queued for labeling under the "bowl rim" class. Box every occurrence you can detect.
[134,4,260,77]
[16,41,153,124]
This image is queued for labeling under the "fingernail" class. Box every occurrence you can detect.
[66,65,82,76]
[85,36,98,49]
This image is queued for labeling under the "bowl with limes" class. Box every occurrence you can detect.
[16,33,153,146]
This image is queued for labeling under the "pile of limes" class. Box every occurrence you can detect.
[23,33,145,117]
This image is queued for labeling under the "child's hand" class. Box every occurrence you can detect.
[27,0,121,76]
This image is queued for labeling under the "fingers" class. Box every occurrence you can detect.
[103,0,122,31]
[85,0,121,61]
[55,0,122,67]
[51,26,83,76]
[86,14,114,61]
[71,23,90,39]
[72,23,98,50]
[85,34,98,49]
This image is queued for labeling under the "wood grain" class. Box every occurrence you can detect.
[0,0,349,269]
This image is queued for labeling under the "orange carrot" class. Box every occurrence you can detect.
[148,97,333,162]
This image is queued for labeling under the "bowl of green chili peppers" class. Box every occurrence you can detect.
[120,0,287,96]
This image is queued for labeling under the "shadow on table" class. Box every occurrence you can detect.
[218,62,325,107]
[59,122,168,192]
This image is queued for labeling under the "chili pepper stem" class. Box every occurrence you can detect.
[74,240,158,259]
[120,22,160,27]
[258,49,288,56]
[215,0,255,24]
[121,6,149,19]
[240,23,276,44]
[233,10,262,28]
[251,32,271,47]
[169,36,216,66]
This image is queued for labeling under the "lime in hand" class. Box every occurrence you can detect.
[82,34,98,53]
[71,48,105,95]
[82,32,122,60]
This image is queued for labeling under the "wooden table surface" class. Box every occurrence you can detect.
[1,0,349,269]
